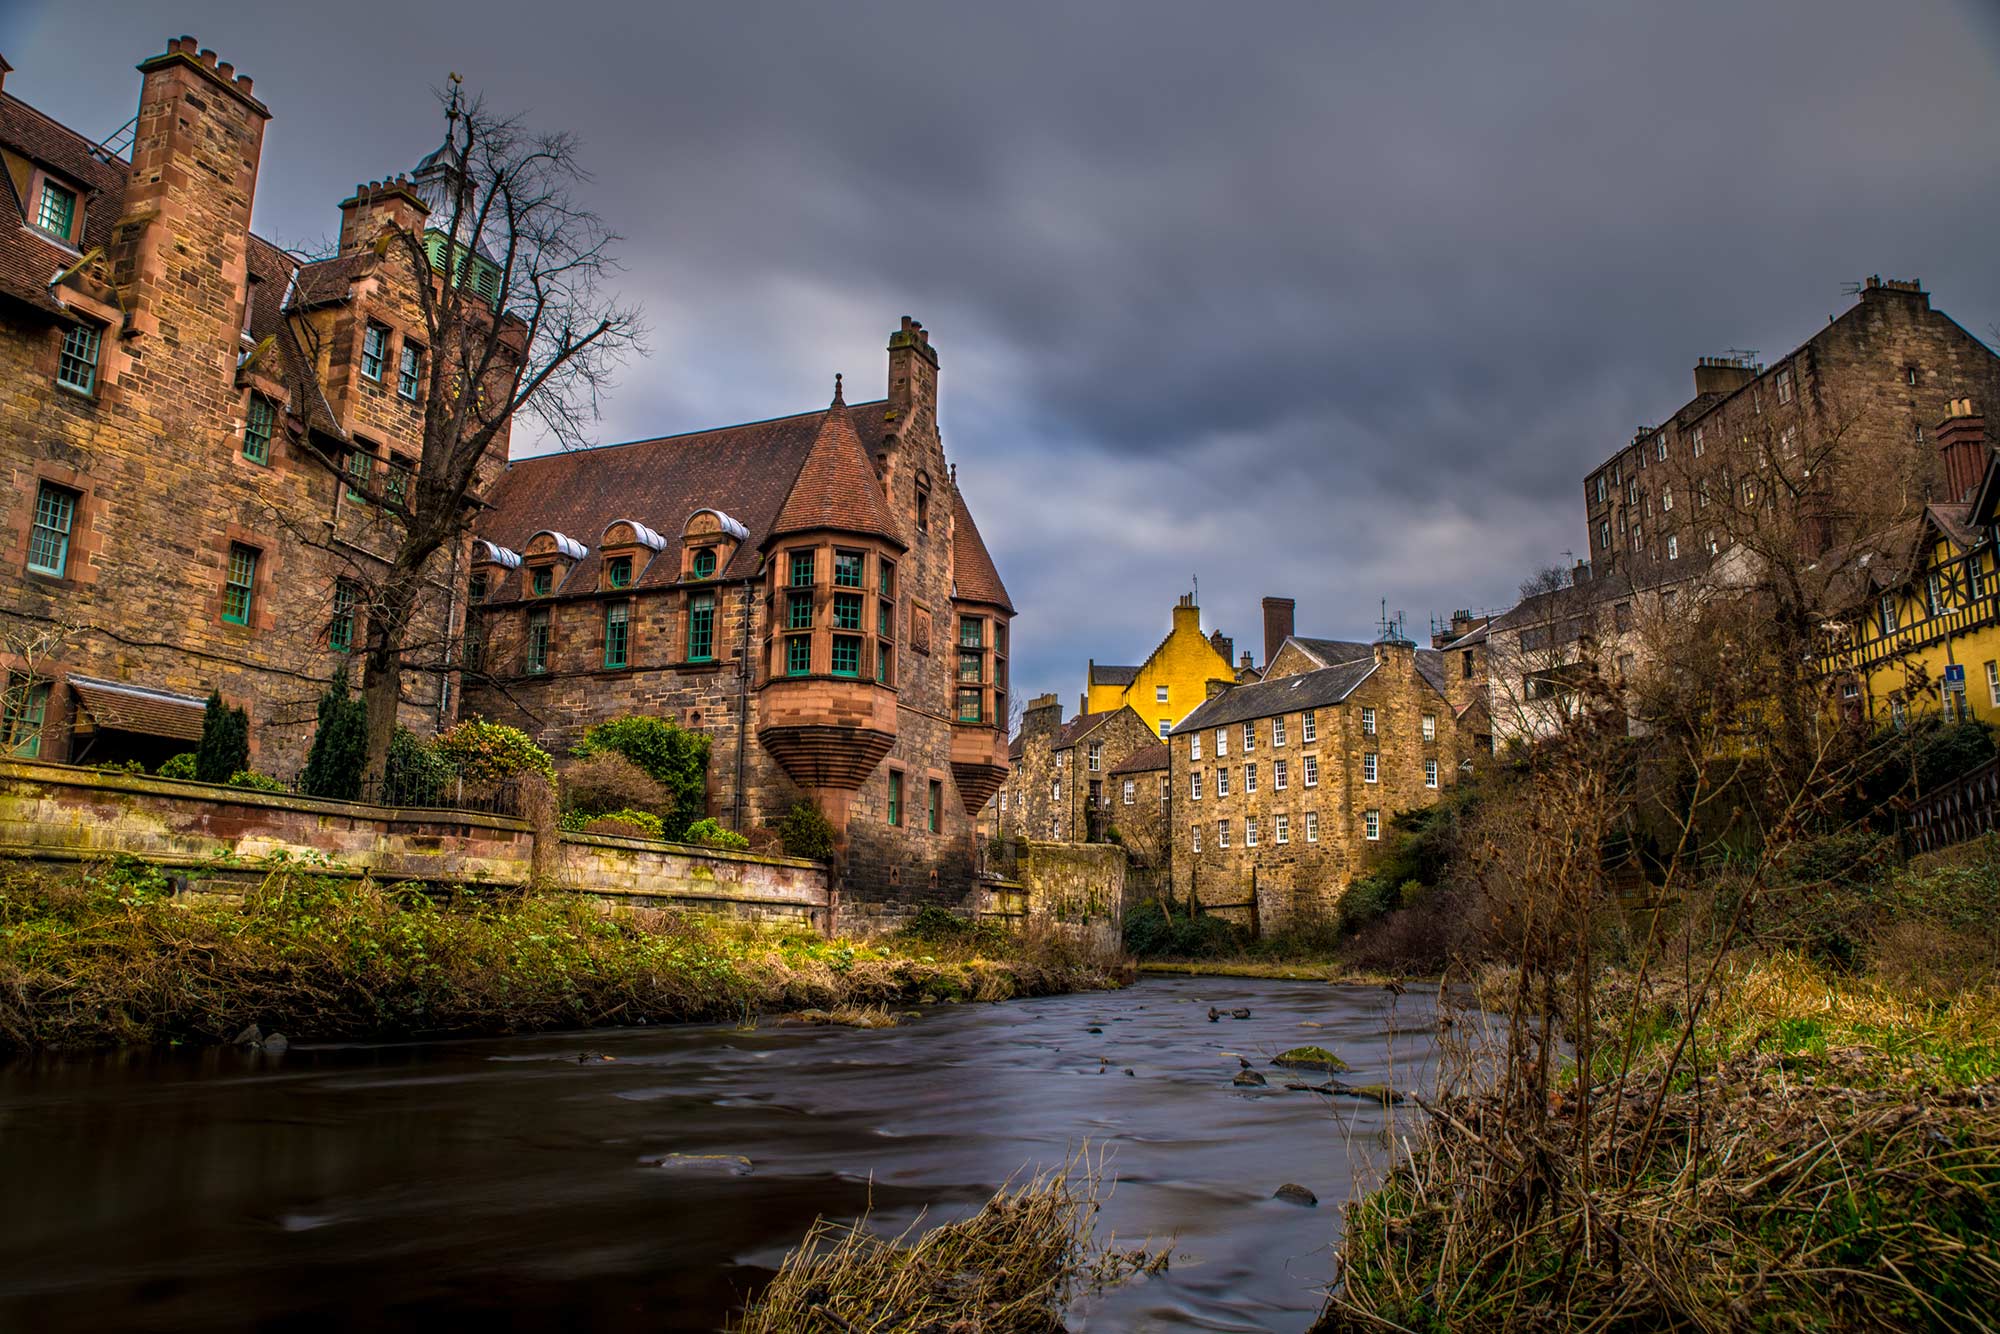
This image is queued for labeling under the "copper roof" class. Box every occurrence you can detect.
[767,384,905,546]
[68,676,207,742]
[951,488,1013,611]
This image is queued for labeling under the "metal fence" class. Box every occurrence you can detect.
[1905,754,2000,856]
[281,773,526,818]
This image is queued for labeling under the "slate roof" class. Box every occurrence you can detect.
[67,676,207,742]
[477,400,892,598]
[1088,663,1140,686]
[1172,658,1380,734]
[1056,709,1123,748]
[769,386,905,546]
[0,92,130,317]
[1415,648,1448,697]
[1108,741,1169,775]
[1289,637,1376,666]
[951,489,1013,611]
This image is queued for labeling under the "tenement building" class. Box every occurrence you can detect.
[1084,594,1249,739]
[993,696,1158,844]
[0,40,502,771]
[460,320,1015,903]
[1169,624,1470,928]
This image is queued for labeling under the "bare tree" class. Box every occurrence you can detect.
[351,83,643,778]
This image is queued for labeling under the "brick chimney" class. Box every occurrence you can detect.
[111,38,269,347]
[1261,596,1295,667]
[1208,628,1233,663]
[337,176,429,257]
[1693,356,1757,397]
[1022,692,1061,743]
[1938,399,1987,504]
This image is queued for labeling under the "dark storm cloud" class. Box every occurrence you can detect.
[7,1,1998,696]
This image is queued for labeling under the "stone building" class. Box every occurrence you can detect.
[0,39,500,772]
[1084,594,1246,739]
[460,320,1014,906]
[1581,278,2000,577]
[1169,626,1468,927]
[991,695,1156,845]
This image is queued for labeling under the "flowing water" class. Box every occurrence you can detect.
[0,977,1443,1332]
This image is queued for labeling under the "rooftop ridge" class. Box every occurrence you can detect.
[504,398,891,469]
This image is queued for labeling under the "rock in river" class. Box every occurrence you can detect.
[1274,1183,1318,1207]
[1233,1070,1268,1087]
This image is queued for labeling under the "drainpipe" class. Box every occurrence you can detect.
[733,574,753,830]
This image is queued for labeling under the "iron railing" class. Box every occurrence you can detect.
[282,773,525,818]
[1905,754,2000,856]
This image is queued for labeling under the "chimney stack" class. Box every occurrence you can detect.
[337,176,430,257]
[0,55,13,96]
[1693,355,1758,397]
[1261,596,1295,667]
[1938,399,1988,504]
[1208,628,1233,663]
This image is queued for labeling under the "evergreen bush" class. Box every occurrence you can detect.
[1121,898,1245,958]
[194,692,249,785]
[777,800,837,861]
[157,753,198,780]
[432,719,556,786]
[382,727,454,806]
[298,666,368,800]
[582,808,665,839]
[572,716,710,841]
[683,817,750,851]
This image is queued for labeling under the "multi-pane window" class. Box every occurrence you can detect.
[526,608,551,672]
[1363,752,1378,783]
[1361,706,1376,735]
[957,687,983,722]
[1692,427,1704,458]
[605,601,631,668]
[35,180,76,238]
[1305,811,1318,842]
[1667,533,1680,561]
[1122,779,1135,805]
[398,344,423,400]
[1776,367,1793,405]
[1158,719,1170,739]
[27,483,76,577]
[1192,823,1202,853]
[789,550,815,587]
[1364,810,1381,841]
[1245,817,1258,848]
[787,590,814,630]
[463,615,484,672]
[361,323,389,380]
[956,646,983,683]
[1218,820,1230,849]
[1088,742,1102,772]
[692,548,717,579]
[243,395,275,464]
[1304,755,1319,787]
[1272,715,1286,746]
[1215,728,1228,757]
[1425,758,1439,789]
[1156,685,1169,703]
[329,580,357,653]
[834,550,864,588]
[2,678,51,758]
[346,447,373,502]
[879,560,895,598]
[1190,734,1201,761]
[529,565,558,597]
[833,592,864,631]
[1879,595,1896,637]
[1244,762,1257,794]
[1216,768,1230,797]
[1421,713,1436,742]
[876,643,894,686]
[960,616,984,649]
[928,780,941,833]
[57,323,100,394]
[1190,771,1202,800]
[1159,775,1169,805]
[786,635,811,676]
[606,556,633,589]
[385,456,411,508]
[1275,813,1289,845]
[1302,710,1317,743]
[223,544,259,625]
[831,634,861,678]
[1988,660,2000,708]
[1928,573,1946,617]
[1274,759,1288,790]
[1242,722,1255,752]
[888,770,902,826]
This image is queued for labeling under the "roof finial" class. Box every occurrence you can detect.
[832,372,844,406]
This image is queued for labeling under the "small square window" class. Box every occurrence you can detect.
[1156,685,1169,703]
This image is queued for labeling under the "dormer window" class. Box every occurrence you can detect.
[530,566,553,596]
[35,179,76,241]
[606,555,632,589]
[691,548,717,579]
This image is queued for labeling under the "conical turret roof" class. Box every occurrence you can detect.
[767,377,905,546]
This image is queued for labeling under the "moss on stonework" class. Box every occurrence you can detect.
[1272,1046,1350,1072]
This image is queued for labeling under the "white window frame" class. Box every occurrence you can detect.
[1274,758,1287,790]
[1365,809,1381,841]
[1159,719,1171,738]
[1302,710,1316,743]
[1305,811,1318,842]
[1304,755,1319,787]
[1272,715,1287,746]
[1242,721,1255,752]
[1192,823,1202,853]
[1244,762,1257,794]
[1274,813,1289,845]
[1218,820,1230,849]
[1667,533,1680,561]
[1425,758,1439,789]
[1215,728,1228,757]
[1244,816,1258,848]
[1361,706,1376,736]
[1122,779,1135,805]
[1363,752,1378,784]
[1421,714,1436,743]
[1217,767,1230,797]
[1190,734,1201,761]
[1191,771,1203,800]
[1156,685,1169,703]
[1088,742,1102,772]
[1988,660,1999,708]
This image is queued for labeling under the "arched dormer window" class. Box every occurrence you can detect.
[523,530,586,597]
[600,519,666,591]
[681,507,747,581]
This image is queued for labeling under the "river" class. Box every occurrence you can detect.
[0,977,1442,1332]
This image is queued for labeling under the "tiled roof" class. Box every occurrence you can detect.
[244,234,348,445]
[0,92,130,317]
[1056,709,1123,748]
[477,399,892,598]
[67,676,207,742]
[951,488,1013,611]
[768,386,905,546]
[1088,663,1139,686]
[1108,741,1169,774]
[1172,658,1380,734]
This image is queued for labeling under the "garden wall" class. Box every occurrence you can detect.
[0,760,828,927]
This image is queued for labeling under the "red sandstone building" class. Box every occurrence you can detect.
[460,320,1015,903]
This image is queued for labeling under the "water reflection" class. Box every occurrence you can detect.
[0,978,1441,1332]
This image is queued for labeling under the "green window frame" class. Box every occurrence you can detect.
[35,180,75,239]
[531,566,553,596]
[887,769,902,826]
[384,459,410,508]
[469,573,488,604]
[398,344,423,400]
[243,395,275,464]
[329,580,356,653]
[28,482,76,577]
[606,555,632,589]
[687,592,715,662]
[878,561,894,597]
[527,608,551,673]
[345,448,373,502]
[692,548,717,579]
[2,678,51,758]
[222,544,259,626]
[833,591,863,630]
[360,323,389,380]
[927,779,941,833]
[463,618,484,672]
[959,617,983,648]
[786,590,814,630]
[833,550,864,588]
[877,599,892,636]
[789,550,816,587]
[785,634,811,676]
[958,649,983,683]
[876,641,893,685]
[604,601,630,669]
[57,323,99,394]
[831,634,861,678]
[957,687,983,723]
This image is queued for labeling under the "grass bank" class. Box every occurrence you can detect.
[0,860,1126,1054]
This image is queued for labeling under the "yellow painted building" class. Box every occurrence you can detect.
[1085,595,1240,740]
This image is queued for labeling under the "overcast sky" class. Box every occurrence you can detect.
[8,2,1999,704]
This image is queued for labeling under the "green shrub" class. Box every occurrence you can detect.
[433,719,556,786]
[93,759,146,775]
[157,753,198,780]
[227,770,287,793]
[1122,898,1245,958]
[683,817,750,851]
[383,727,454,806]
[582,808,665,839]
[777,800,837,861]
[194,692,249,784]
[1337,872,1403,936]
[298,665,368,801]
[573,716,710,841]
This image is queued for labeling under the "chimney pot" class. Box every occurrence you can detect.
[199,48,217,67]
[217,62,233,80]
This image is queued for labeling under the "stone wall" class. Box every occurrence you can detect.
[0,759,827,925]
[1018,840,1125,953]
